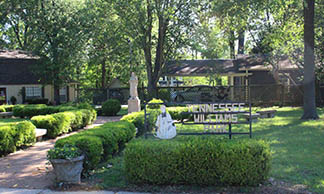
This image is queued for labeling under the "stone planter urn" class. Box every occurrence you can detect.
[50,155,84,184]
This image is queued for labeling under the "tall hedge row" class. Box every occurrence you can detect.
[55,121,136,173]
[0,121,36,156]
[31,109,96,138]
[125,138,271,186]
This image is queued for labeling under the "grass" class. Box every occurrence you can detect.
[90,107,324,193]
[0,118,28,126]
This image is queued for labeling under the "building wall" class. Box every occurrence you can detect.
[0,84,46,104]
[68,84,77,102]
[249,71,276,85]
[0,84,78,104]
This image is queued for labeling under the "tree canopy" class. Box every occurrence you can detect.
[0,0,322,117]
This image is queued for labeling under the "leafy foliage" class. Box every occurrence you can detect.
[55,121,136,173]
[47,144,82,160]
[125,138,271,186]
[102,99,121,116]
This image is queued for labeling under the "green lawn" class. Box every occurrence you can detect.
[0,118,28,126]
[91,107,324,193]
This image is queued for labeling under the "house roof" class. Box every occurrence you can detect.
[0,50,38,59]
[163,55,298,76]
[0,50,42,85]
[164,59,237,76]
[236,55,299,71]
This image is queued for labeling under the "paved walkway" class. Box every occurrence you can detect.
[0,116,121,190]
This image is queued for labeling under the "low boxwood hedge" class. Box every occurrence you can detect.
[31,109,96,138]
[55,121,136,173]
[121,106,191,136]
[0,121,36,156]
[13,104,77,118]
[124,138,271,186]
[121,109,161,136]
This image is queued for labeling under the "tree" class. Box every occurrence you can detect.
[301,0,319,119]
[115,0,199,98]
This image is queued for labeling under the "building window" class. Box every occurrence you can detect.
[26,87,41,98]
[59,87,67,102]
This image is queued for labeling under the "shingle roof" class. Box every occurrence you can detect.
[163,55,297,76]
[0,50,42,85]
[164,59,237,76]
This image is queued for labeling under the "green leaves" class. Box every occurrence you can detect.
[124,138,271,186]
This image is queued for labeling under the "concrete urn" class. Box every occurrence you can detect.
[50,155,84,184]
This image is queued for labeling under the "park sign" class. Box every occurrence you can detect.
[186,103,245,132]
[144,101,252,139]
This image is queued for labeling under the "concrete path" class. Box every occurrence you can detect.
[0,116,121,190]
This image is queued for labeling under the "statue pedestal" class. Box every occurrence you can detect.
[128,97,141,114]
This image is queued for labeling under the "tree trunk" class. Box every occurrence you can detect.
[238,30,245,54]
[229,30,235,59]
[101,60,106,88]
[301,0,319,120]
[54,85,60,105]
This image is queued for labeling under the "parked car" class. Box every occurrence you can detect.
[172,85,229,102]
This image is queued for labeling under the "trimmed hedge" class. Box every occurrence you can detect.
[167,107,192,121]
[121,109,161,136]
[13,104,77,118]
[125,138,271,186]
[31,109,96,138]
[0,106,5,112]
[55,121,136,173]
[0,121,36,156]
[121,106,191,136]
[102,99,121,116]
[147,98,163,109]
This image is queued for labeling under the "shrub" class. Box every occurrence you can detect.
[0,106,5,112]
[10,96,17,105]
[158,89,171,102]
[0,121,36,156]
[167,107,192,121]
[121,109,160,136]
[147,98,163,109]
[13,104,47,118]
[25,98,48,104]
[102,99,121,116]
[55,121,136,173]
[77,102,93,110]
[55,135,103,171]
[31,109,96,139]
[3,105,14,112]
[0,126,16,156]
[14,121,36,147]
[125,138,271,186]
[31,115,58,138]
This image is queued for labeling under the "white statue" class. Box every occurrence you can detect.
[129,72,138,99]
[154,105,177,139]
[128,72,141,113]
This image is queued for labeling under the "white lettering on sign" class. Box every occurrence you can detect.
[187,103,244,133]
